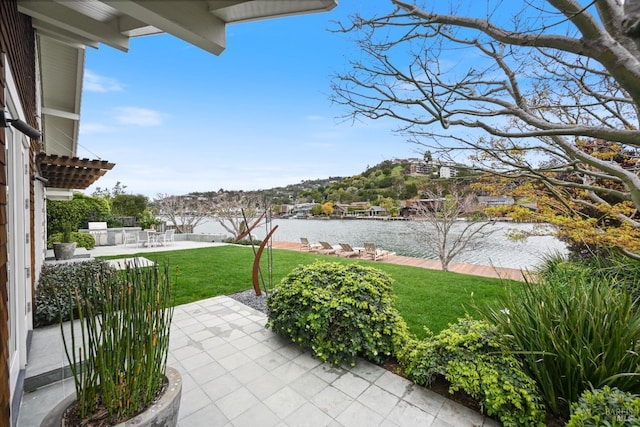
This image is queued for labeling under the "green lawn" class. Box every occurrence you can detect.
[99,245,515,338]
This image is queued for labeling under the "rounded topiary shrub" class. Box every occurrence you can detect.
[47,231,96,249]
[266,261,402,366]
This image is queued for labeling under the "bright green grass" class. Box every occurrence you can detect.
[99,245,514,338]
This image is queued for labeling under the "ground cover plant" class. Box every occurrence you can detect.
[97,245,511,336]
[34,260,116,326]
[567,386,640,426]
[396,316,546,426]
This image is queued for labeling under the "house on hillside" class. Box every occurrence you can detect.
[408,157,462,178]
[477,196,516,207]
[289,203,319,218]
[0,1,336,424]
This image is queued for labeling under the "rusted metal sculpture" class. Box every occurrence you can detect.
[252,225,278,296]
[235,211,266,242]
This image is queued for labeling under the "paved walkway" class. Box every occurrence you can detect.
[19,240,503,426]
[20,295,499,426]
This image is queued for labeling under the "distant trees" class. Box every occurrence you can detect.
[91,182,150,226]
[111,194,148,218]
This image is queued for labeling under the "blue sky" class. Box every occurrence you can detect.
[79,1,420,198]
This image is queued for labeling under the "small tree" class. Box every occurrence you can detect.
[409,186,495,271]
[321,201,334,216]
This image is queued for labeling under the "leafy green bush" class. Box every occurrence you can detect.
[266,261,403,366]
[47,231,95,249]
[34,260,115,326]
[483,274,640,418]
[397,317,545,427]
[567,386,640,426]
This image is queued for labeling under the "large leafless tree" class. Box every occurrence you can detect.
[332,0,640,257]
[152,194,212,234]
[211,193,265,241]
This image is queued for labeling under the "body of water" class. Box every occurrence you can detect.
[194,218,568,270]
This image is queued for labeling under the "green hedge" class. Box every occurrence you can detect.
[47,231,95,250]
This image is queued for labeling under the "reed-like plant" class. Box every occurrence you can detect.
[61,261,173,424]
[483,273,640,419]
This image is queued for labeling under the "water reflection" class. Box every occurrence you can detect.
[194,218,568,270]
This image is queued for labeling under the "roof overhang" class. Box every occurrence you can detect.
[18,0,337,188]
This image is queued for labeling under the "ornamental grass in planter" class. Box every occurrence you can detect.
[59,261,176,426]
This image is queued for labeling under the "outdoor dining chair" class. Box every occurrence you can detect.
[122,231,137,247]
[136,230,152,247]
[155,229,175,246]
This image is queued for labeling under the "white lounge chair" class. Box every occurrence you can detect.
[363,242,389,261]
[300,237,321,252]
[338,243,359,258]
[318,241,338,255]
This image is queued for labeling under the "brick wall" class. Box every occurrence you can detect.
[0,1,37,425]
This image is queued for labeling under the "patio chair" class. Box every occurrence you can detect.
[300,237,320,252]
[338,243,359,258]
[136,230,152,247]
[318,241,338,255]
[156,229,175,246]
[363,242,389,261]
[122,231,137,247]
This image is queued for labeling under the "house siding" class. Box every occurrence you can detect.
[1,1,37,425]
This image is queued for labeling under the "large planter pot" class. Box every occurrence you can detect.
[40,366,182,427]
[52,242,77,260]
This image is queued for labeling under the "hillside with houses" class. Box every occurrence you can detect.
[187,157,532,221]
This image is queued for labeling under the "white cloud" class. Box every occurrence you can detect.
[306,115,325,121]
[84,70,124,93]
[79,122,113,135]
[115,107,167,126]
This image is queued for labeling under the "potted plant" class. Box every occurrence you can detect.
[52,222,77,260]
[41,261,181,426]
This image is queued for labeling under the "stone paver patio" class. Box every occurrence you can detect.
[18,240,502,426]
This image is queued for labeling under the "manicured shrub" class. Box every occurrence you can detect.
[34,260,115,326]
[397,317,545,427]
[47,231,96,249]
[266,261,403,366]
[567,386,640,426]
[483,273,640,418]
